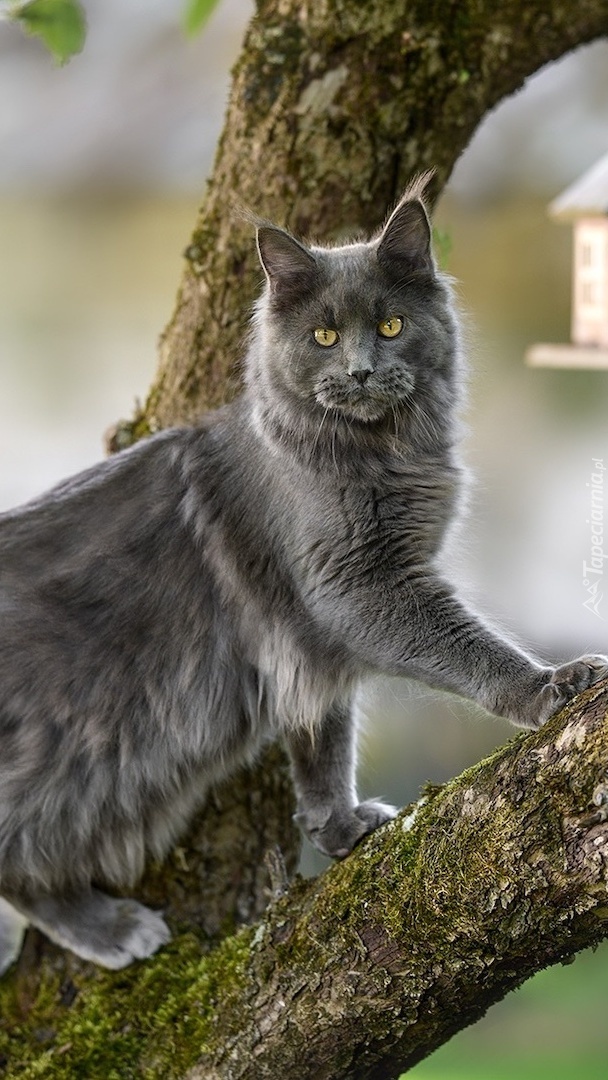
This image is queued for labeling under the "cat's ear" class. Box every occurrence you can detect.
[377,189,433,275]
[257,226,318,304]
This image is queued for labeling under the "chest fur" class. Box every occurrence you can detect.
[293,459,461,591]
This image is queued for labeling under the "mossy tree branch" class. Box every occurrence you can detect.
[2,682,608,1078]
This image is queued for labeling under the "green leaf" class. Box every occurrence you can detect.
[182,0,221,38]
[12,0,86,66]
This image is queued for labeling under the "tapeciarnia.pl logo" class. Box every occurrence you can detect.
[582,458,605,620]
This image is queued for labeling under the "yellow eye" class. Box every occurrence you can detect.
[313,328,339,347]
[377,316,403,338]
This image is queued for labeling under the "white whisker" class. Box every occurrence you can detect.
[390,404,401,449]
[310,406,331,460]
[331,415,339,473]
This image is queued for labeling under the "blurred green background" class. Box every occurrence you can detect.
[1,3,608,1076]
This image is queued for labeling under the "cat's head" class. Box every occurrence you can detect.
[249,177,460,439]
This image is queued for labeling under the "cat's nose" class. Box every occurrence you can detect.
[348,363,374,385]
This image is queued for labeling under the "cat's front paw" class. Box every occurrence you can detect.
[524,654,608,730]
[296,799,397,859]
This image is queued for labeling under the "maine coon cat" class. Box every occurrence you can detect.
[0,178,606,974]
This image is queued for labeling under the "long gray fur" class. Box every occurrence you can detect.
[1,177,606,970]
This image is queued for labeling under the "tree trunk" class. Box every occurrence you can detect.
[2,682,608,1078]
[110,0,608,439]
[3,0,608,1074]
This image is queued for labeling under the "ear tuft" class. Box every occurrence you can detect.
[256,226,318,304]
[377,176,434,275]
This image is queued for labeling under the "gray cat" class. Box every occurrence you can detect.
[0,178,606,974]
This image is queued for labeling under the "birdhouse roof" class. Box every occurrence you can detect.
[549,151,608,220]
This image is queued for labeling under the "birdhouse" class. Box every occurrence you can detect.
[526,151,608,369]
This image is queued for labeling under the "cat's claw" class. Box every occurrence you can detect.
[525,653,608,730]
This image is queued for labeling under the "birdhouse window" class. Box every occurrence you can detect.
[581,242,594,267]
[580,280,599,307]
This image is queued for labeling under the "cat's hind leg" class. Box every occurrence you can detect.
[6,888,170,970]
[0,897,29,977]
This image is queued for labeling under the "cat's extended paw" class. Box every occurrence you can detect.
[525,654,608,730]
[296,799,397,860]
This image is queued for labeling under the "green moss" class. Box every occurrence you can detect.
[0,928,254,1079]
[105,415,154,454]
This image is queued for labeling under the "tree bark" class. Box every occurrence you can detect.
[2,682,608,1078]
[3,0,608,1075]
